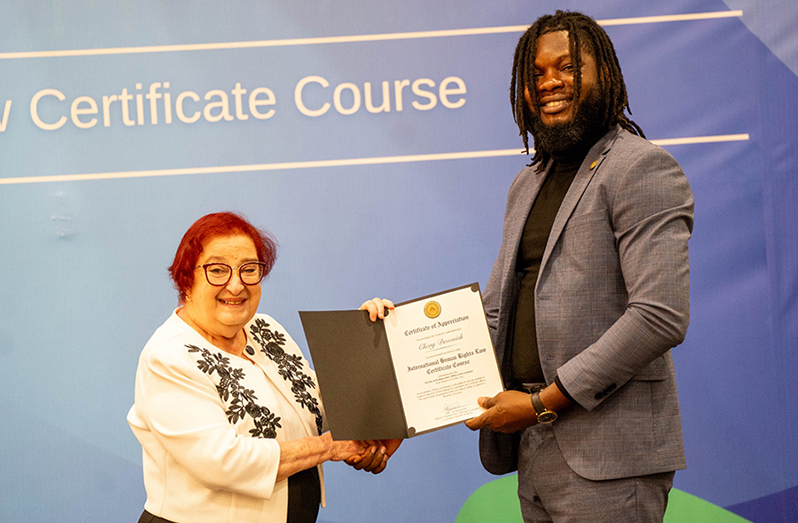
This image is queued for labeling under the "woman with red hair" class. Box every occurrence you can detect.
[128,212,398,523]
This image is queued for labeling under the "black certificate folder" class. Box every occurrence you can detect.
[299,283,503,441]
[299,308,409,440]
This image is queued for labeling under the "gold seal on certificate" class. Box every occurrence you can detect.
[299,283,504,440]
[423,300,441,318]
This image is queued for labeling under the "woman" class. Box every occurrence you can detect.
[128,212,397,523]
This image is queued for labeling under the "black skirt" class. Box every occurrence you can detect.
[288,466,321,523]
[137,511,174,523]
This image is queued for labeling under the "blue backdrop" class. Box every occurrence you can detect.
[1,1,796,522]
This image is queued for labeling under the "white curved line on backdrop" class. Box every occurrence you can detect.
[0,134,750,185]
[0,11,743,60]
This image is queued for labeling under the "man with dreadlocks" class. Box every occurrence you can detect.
[465,11,693,521]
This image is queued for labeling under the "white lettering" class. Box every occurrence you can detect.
[333,82,361,115]
[176,91,201,123]
[203,90,233,123]
[70,96,98,129]
[295,76,331,117]
[119,88,134,126]
[30,89,67,131]
[0,100,11,132]
[101,95,117,127]
[394,80,410,112]
[364,81,390,113]
[163,82,173,124]
[20,77,461,131]
[295,75,466,117]
[249,87,276,119]
[231,82,247,121]
[146,83,163,125]
[439,76,467,109]
[411,78,437,111]
[135,83,145,125]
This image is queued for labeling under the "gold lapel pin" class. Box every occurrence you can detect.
[589,160,598,170]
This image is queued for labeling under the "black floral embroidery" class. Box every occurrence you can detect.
[186,344,282,438]
[250,318,324,434]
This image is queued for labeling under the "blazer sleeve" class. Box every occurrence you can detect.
[128,343,282,499]
[557,145,694,410]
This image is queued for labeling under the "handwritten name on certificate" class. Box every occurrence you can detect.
[384,284,504,436]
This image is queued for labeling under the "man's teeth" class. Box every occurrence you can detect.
[545,100,569,109]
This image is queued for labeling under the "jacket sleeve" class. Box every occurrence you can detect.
[556,146,694,410]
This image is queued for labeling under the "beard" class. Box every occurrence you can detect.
[529,85,606,155]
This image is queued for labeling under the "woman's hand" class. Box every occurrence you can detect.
[359,298,395,322]
[324,432,369,461]
[277,433,367,481]
[344,439,403,474]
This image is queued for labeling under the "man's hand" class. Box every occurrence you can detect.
[464,391,537,433]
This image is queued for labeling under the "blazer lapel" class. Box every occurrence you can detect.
[539,126,621,278]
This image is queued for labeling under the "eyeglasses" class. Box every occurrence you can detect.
[195,262,267,286]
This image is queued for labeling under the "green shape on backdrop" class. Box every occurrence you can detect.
[455,475,752,523]
[455,475,523,523]
[664,489,752,523]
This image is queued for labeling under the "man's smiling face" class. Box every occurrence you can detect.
[523,30,607,154]
[526,30,599,127]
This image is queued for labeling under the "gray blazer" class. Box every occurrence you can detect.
[480,125,693,480]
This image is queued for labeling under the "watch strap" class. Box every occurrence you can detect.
[531,392,558,423]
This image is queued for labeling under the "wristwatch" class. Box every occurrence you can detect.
[531,392,558,424]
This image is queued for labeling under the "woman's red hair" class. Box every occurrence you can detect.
[168,212,278,303]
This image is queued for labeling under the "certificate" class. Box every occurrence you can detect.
[299,283,504,440]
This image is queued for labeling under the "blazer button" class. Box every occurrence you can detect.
[594,383,617,400]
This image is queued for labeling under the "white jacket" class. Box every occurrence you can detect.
[128,311,326,523]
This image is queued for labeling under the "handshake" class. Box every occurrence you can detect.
[330,436,404,475]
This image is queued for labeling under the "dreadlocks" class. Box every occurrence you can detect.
[511,10,644,167]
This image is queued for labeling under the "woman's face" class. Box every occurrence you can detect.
[183,234,262,339]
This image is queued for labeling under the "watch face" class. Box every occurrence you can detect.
[538,411,558,424]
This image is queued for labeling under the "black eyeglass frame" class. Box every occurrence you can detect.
[194,262,268,286]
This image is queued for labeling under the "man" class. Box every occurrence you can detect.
[465,11,693,522]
